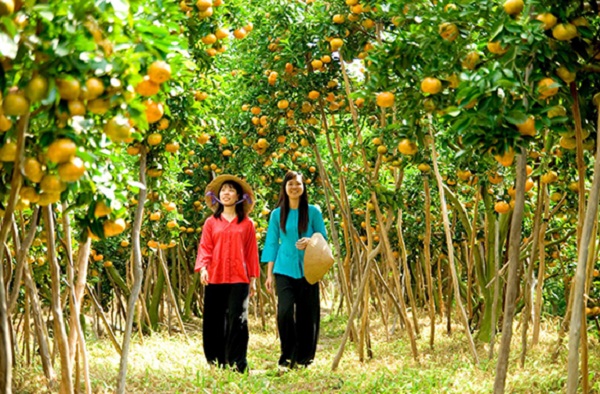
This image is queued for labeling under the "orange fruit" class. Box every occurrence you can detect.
[488,172,503,184]
[20,186,40,203]
[144,100,164,123]
[150,211,161,221]
[196,0,212,10]
[104,116,132,143]
[0,142,17,162]
[552,23,577,41]
[311,59,323,70]
[417,163,430,172]
[487,41,508,55]
[2,92,29,116]
[333,14,345,24]
[67,99,86,116]
[56,78,81,101]
[40,174,65,193]
[494,148,515,167]
[87,98,110,114]
[556,66,576,83]
[421,77,442,94]
[215,27,229,39]
[540,170,558,184]
[37,192,61,206]
[23,157,43,183]
[47,138,77,164]
[330,38,344,51]
[165,141,180,153]
[233,27,247,39]
[376,92,395,108]
[201,34,217,45]
[198,7,213,18]
[58,157,86,182]
[308,91,320,100]
[525,178,535,192]
[517,116,536,136]
[0,0,15,16]
[83,77,105,100]
[398,139,418,155]
[135,76,160,96]
[536,13,557,30]
[0,114,13,132]
[277,99,289,109]
[94,201,112,218]
[503,0,523,15]
[439,22,459,41]
[147,133,163,146]
[494,201,511,214]
[103,218,127,237]
[461,51,480,70]
[25,75,49,102]
[538,77,559,99]
[148,60,171,84]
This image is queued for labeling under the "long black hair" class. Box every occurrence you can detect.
[214,180,246,223]
[277,171,308,234]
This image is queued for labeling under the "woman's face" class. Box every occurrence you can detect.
[285,175,304,200]
[219,183,239,206]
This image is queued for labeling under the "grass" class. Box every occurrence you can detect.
[12,311,600,393]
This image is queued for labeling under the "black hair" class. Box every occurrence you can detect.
[277,171,308,234]
[214,180,246,223]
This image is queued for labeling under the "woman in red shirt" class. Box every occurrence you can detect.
[195,175,259,373]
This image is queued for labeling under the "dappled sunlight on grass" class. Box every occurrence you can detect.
[13,313,600,393]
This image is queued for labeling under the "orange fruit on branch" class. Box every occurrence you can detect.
[503,0,523,16]
[552,23,577,41]
[536,13,557,30]
[376,92,395,108]
[47,138,77,164]
[58,157,86,182]
[538,77,559,99]
[145,100,164,123]
[421,77,442,94]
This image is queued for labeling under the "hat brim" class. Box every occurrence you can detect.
[204,175,255,214]
[304,233,334,284]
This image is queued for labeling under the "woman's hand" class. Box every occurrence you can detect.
[295,237,311,250]
[249,278,257,297]
[265,273,274,294]
[200,268,209,285]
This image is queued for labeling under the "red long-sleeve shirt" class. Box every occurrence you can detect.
[194,215,260,284]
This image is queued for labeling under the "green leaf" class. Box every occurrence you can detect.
[504,111,527,125]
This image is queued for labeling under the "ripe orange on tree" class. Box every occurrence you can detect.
[145,100,164,123]
[494,201,511,214]
[421,77,442,94]
[538,77,559,99]
[135,76,160,97]
[398,139,418,155]
[47,138,77,164]
[58,157,86,182]
[147,133,163,146]
[94,201,112,218]
[517,116,536,136]
[104,116,132,143]
[552,23,578,41]
[536,13,557,30]
[2,91,29,116]
[439,22,459,41]
[494,147,515,167]
[104,219,127,237]
[376,92,394,108]
[503,0,523,16]
[25,75,49,103]
[23,158,43,183]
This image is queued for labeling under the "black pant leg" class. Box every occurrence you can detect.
[295,279,320,365]
[275,274,297,366]
[224,283,250,373]
[203,284,227,367]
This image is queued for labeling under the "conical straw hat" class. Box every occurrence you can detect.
[303,232,334,285]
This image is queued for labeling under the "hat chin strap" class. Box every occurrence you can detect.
[206,191,253,207]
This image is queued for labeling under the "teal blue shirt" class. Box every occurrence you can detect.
[261,204,327,279]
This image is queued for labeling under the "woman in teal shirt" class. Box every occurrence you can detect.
[262,170,327,369]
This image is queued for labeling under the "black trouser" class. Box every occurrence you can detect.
[274,274,320,367]
[203,283,250,373]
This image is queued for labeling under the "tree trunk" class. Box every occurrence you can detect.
[429,129,479,364]
[566,102,600,394]
[116,148,148,393]
[493,148,527,394]
[0,111,29,393]
[43,205,74,393]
